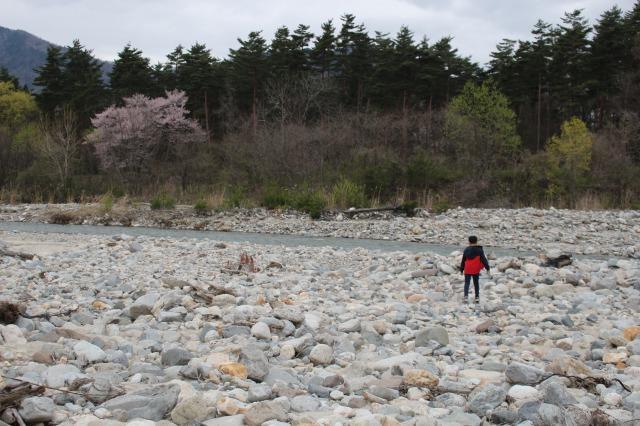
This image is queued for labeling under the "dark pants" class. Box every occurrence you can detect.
[464,274,480,299]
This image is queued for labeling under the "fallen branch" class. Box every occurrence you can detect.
[531,373,631,393]
[0,249,34,261]
[0,383,45,412]
[22,304,80,320]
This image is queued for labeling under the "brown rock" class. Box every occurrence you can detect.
[603,353,627,364]
[623,326,640,341]
[218,363,248,379]
[546,356,596,377]
[403,369,439,388]
[407,294,427,303]
[475,320,496,333]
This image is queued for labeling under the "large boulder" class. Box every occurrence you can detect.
[101,384,180,421]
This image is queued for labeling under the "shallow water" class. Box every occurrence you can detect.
[2,221,615,261]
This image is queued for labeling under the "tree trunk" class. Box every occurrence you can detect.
[204,90,212,143]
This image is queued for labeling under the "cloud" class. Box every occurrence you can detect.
[1,0,636,65]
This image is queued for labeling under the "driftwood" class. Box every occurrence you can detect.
[0,383,45,412]
[342,206,397,217]
[0,249,34,261]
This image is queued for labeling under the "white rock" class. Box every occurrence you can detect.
[251,322,271,340]
[73,341,107,363]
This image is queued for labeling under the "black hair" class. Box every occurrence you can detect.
[468,235,478,244]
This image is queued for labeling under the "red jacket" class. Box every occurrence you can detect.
[460,245,490,275]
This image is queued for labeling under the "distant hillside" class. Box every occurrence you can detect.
[0,25,112,89]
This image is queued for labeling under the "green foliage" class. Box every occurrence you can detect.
[353,156,403,198]
[110,44,156,100]
[406,152,458,190]
[446,81,521,170]
[193,199,211,215]
[400,201,418,217]
[331,178,368,208]
[100,193,114,213]
[292,188,326,219]
[546,117,593,203]
[431,200,451,214]
[150,193,176,210]
[0,82,39,130]
[224,186,247,208]
[261,185,291,209]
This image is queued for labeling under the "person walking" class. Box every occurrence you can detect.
[460,235,490,303]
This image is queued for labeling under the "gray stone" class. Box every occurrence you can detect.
[415,326,449,347]
[202,415,244,426]
[434,393,467,408]
[251,322,271,340]
[129,292,160,319]
[290,395,320,412]
[623,392,640,412]
[101,384,180,421]
[537,403,574,426]
[309,344,333,365]
[244,400,288,426]
[161,348,194,366]
[171,395,216,425]
[468,384,507,416]
[542,382,577,407]
[438,409,482,426]
[74,340,107,363]
[263,367,301,386]
[248,384,273,402]
[240,345,269,381]
[338,319,361,333]
[19,397,54,423]
[42,364,84,388]
[505,362,547,385]
[517,401,542,423]
[369,385,399,401]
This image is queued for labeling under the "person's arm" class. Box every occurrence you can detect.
[480,249,490,271]
[460,251,466,273]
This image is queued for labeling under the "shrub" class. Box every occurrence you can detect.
[151,193,176,210]
[100,193,114,213]
[431,200,451,214]
[262,185,291,209]
[399,201,418,217]
[292,189,326,219]
[224,186,247,208]
[331,178,368,209]
[49,211,74,224]
[194,199,211,215]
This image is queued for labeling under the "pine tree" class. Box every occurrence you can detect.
[369,31,395,107]
[269,26,293,77]
[33,45,65,114]
[549,10,591,121]
[110,44,156,101]
[591,6,627,125]
[290,24,313,74]
[228,31,269,130]
[0,67,20,88]
[178,43,222,141]
[61,40,106,127]
[336,14,371,110]
[310,20,337,78]
[393,26,418,110]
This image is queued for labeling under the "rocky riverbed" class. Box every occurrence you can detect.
[1,204,640,258]
[0,228,639,425]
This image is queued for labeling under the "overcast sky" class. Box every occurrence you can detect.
[2,0,637,66]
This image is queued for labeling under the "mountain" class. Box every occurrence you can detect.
[0,25,112,89]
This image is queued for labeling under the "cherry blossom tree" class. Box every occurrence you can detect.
[89,90,205,180]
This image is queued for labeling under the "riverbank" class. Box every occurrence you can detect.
[1,203,639,258]
[0,228,639,425]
